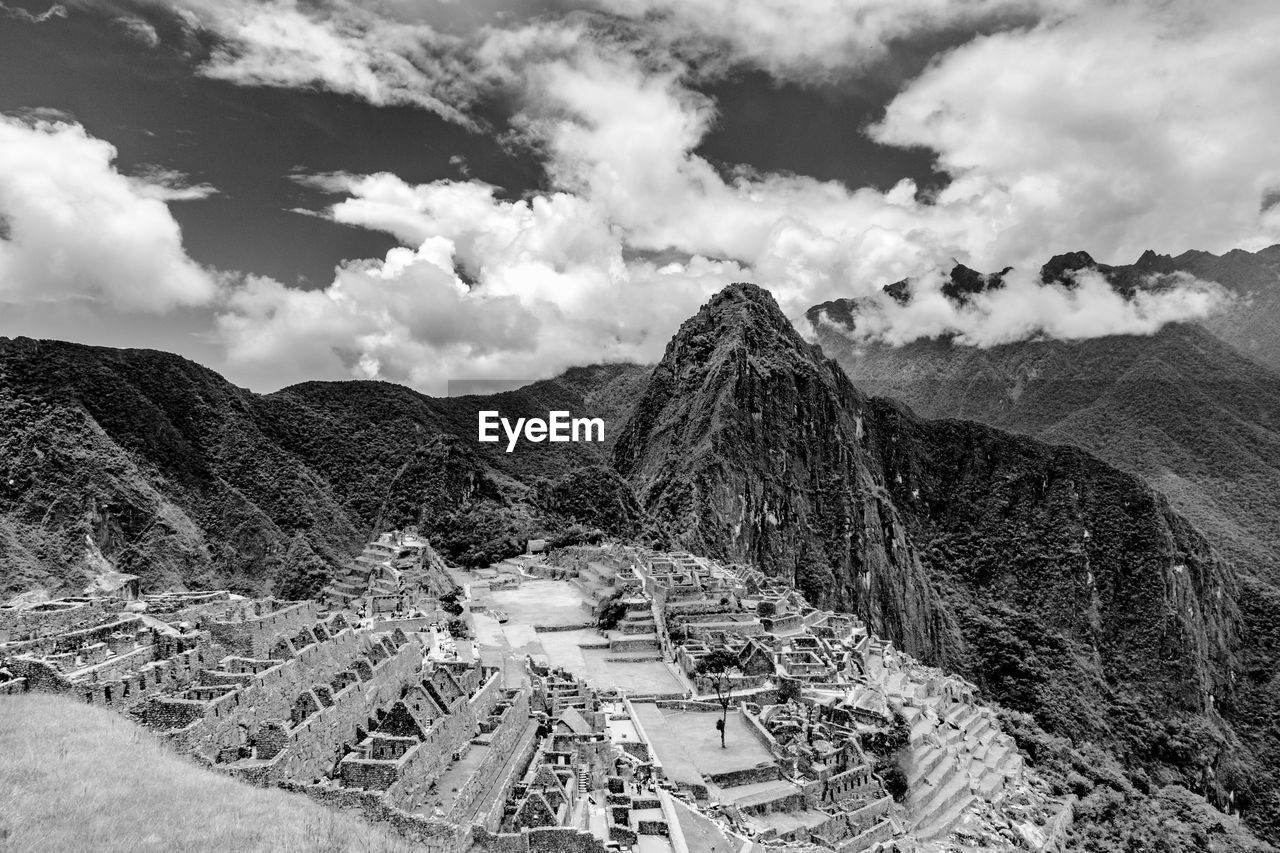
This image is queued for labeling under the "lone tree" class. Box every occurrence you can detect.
[696,648,740,748]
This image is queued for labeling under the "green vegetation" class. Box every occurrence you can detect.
[0,340,649,598]
[775,677,801,704]
[997,707,1272,852]
[0,694,418,852]
[595,590,628,631]
[859,711,910,802]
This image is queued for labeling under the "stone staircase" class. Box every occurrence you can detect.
[607,605,659,653]
[546,680,592,714]
[717,777,805,816]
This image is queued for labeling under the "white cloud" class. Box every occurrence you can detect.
[160,0,479,126]
[0,116,221,313]
[28,0,1276,390]
[128,165,219,201]
[871,0,1280,262]
[218,5,1257,388]
[215,190,742,391]
[814,267,1230,348]
[0,2,66,24]
[587,0,1061,81]
[115,15,160,47]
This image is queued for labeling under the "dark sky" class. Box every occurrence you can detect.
[0,1,540,287]
[0,0,940,289]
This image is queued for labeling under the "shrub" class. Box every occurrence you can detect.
[597,592,628,631]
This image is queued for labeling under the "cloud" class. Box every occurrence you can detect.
[115,15,160,47]
[158,0,480,126]
[6,106,77,123]
[0,2,66,23]
[217,176,742,392]
[586,0,1058,81]
[28,0,1279,392]
[871,0,1280,262]
[218,5,1260,389]
[128,165,219,201]
[813,267,1230,348]
[455,27,1003,315]
[0,115,222,313]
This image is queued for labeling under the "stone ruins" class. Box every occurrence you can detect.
[0,532,1075,853]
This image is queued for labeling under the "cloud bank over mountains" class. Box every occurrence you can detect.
[3,0,1278,391]
[812,267,1229,349]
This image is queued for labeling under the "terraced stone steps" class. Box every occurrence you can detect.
[715,778,805,815]
[912,782,976,841]
[607,632,659,653]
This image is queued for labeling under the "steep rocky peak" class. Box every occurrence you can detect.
[1039,250,1101,282]
[805,298,860,332]
[942,262,1011,301]
[1134,248,1176,270]
[657,282,825,378]
[616,281,870,481]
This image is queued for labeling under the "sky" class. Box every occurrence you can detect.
[0,0,1278,393]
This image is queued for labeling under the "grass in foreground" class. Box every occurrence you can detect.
[0,693,421,853]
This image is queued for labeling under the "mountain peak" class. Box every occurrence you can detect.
[658,281,815,374]
[1039,250,1102,282]
[1134,248,1174,268]
[706,280,776,306]
[695,281,796,336]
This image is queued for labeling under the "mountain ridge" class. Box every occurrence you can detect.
[0,335,648,598]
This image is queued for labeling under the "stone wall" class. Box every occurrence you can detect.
[0,598,112,643]
[837,818,895,852]
[143,591,231,617]
[206,600,319,658]
[283,782,464,853]
[336,668,506,813]
[472,711,542,833]
[269,641,424,784]
[10,640,209,711]
[472,826,610,853]
[144,627,418,769]
[380,686,478,810]
[0,673,27,694]
[445,688,532,824]
[4,614,146,658]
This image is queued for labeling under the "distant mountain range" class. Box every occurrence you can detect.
[808,245,1280,847]
[3,259,1280,848]
[0,339,648,598]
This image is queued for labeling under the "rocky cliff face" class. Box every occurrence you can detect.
[615,283,1244,808]
[614,284,962,665]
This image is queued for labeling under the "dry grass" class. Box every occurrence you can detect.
[0,694,422,853]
